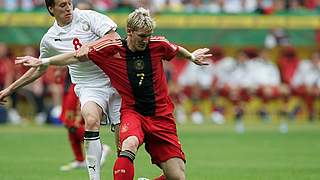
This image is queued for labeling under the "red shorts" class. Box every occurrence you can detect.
[119,109,186,165]
[256,86,280,100]
[60,84,84,128]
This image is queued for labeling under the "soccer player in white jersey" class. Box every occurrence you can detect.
[0,0,121,179]
[249,48,281,122]
[291,51,320,121]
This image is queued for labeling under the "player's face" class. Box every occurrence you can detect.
[50,0,73,26]
[129,28,153,52]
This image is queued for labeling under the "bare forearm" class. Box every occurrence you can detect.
[45,52,80,66]
[8,66,46,92]
[177,46,194,61]
[177,47,211,66]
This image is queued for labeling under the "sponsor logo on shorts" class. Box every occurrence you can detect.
[121,123,129,133]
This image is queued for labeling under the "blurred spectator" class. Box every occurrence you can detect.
[178,49,216,124]
[291,50,320,121]
[221,0,257,14]
[91,0,116,11]
[221,0,243,13]
[255,0,275,14]
[32,0,45,8]
[278,46,300,85]
[15,46,49,124]
[287,0,310,14]
[3,0,34,11]
[184,0,207,13]
[250,48,281,122]
[205,0,224,13]
[166,58,189,124]
[273,0,286,13]
[265,28,290,49]
[0,43,22,124]
[74,0,94,10]
[277,46,300,128]
[304,0,318,9]
[207,46,228,124]
[116,0,141,10]
[151,0,183,13]
[218,49,254,133]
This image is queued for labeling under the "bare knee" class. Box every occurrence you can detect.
[82,102,103,130]
[83,113,100,130]
[121,136,139,154]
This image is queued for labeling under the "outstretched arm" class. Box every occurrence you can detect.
[177,46,211,66]
[0,66,47,105]
[15,51,84,68]
[17,31,120,67]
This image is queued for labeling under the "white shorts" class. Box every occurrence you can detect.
[74,84,121,125]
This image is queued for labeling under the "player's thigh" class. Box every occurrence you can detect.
[119,110,144,150]
[106,88,121,125]
[144,115,186,165]
[74,85,105,123]
[160,157,185,180]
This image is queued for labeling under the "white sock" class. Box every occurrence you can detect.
[84,131,102,180]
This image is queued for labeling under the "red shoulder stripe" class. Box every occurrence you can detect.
[92,39,122,51]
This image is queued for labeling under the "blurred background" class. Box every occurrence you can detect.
[1,0,320,132]
[1,1,320,180]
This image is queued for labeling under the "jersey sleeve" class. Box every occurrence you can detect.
[88,41,116,64]
[160,38,179,61]
[85,10,117,38]
[39,35,53,59]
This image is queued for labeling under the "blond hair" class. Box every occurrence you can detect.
[127,7,156,32]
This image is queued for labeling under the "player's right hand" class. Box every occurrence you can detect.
[15,56,42,67]
[0,88,11,105]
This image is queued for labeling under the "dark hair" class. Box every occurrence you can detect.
[45,0,55,16]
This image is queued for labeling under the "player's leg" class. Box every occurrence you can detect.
[145,114,186,180]
[106,88,121,150]
[159,158,185,180]
[81,101,103,180]
[113,110,144,180]
[99,88,121,166]
[113,136,139,180]
[75,85,115,180]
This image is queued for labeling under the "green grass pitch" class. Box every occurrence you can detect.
[0,121,320,180]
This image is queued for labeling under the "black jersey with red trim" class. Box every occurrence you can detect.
[88,36,179,116]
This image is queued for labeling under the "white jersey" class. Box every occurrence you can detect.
[39,8,117,87]
[227,60,255,88]
[292,60,320,87]
[248,58,280,87]
[215,57,236,87]
[178,60,216,89]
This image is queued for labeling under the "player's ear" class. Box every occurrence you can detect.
[127,28,133,36]
[48,6,54,15]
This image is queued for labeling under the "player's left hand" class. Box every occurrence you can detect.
[15,56,42,67]
[75,44,90,60]
[191,48,212,66]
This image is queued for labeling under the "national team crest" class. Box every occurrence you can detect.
[134,59,144,71]
[121,123,129,133]
[81,21,90,31]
